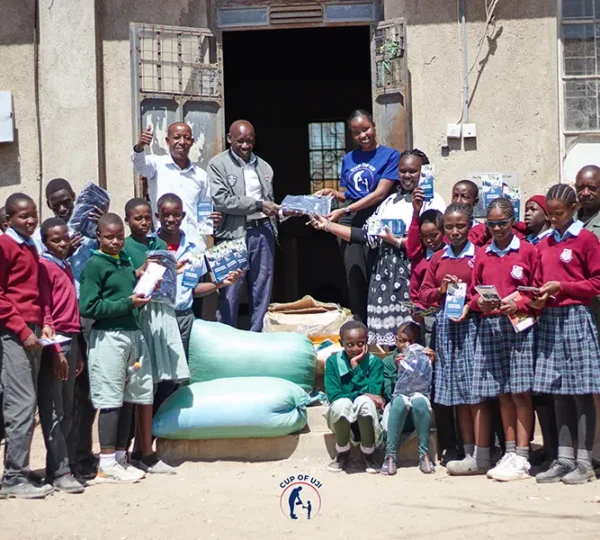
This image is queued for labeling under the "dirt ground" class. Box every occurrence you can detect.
[2,427,600,540]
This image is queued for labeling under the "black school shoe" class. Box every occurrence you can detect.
[362,452,381,474]
[536,460,575,484]
[327,450,350,473]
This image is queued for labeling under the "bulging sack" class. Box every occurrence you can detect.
[189,320,316,391]
[152,377,312,439]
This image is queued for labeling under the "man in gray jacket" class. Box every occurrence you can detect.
[208,120,280,331]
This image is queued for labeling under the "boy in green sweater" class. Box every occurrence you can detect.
[381,322,435,476]
[79,213,154,484]
[324,321,384,474]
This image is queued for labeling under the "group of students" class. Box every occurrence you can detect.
[320,147,600,485]
[0,179,241,499]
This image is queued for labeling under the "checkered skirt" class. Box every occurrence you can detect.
[432,310,480,406]
[533,305,600,395]
[472,315,535,398]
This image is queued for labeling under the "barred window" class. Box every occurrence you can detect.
[562,1,600,131]
[308,122,346,193]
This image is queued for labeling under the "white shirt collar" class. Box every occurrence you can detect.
[486,234,520,256]
[229,149,257,167]
[5,227,38,250]
[443,241,475,259]
[165,152,195,173]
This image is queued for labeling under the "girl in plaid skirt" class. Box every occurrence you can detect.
[419,203,482,474]
[532,184,600,485]
[469,198,540,482]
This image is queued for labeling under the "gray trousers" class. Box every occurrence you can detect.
[38,334,79,479]
[217,222,275,332]
[1,326,42,487]
[176,309,195,361]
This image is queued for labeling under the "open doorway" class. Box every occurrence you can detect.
[222,26,372,313]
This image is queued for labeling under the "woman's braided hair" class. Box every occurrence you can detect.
[546,183,577,206]
[400,148,430,165]
[487,197,515,220]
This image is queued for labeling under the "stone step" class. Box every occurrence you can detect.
[306,405,329,432]
[157,430,437,465]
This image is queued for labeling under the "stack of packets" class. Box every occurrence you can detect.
[445,282,467,319]
[481,174,521,221]
[197,200,214,235]
[419,164,434,202]
[475,285,535,332]
[367,217,406,237]
[205,238,249,284]
[146,250,177,305]
[281,195,332,216]
[69,182,110,238]
[393,343,432,397]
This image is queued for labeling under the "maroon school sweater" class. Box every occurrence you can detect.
[469,238,539,315]
[39,256,81,334]
[535,229,600,307]
[419,244,475,308]
[0,232,42,342]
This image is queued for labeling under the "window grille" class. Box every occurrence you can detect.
[308,122,346,193]
[561,1,600,131]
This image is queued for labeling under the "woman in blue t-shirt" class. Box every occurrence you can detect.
[315,109,400,323]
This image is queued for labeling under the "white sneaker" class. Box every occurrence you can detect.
[118,458,146,481]
[95,462,142,484]
[486,453,514,479]
[492,455,531,482]
[139,459,177,475]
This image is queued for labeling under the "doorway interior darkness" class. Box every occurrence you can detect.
[222,26,372,317]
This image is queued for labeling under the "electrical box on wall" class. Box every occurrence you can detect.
[0,92,15,143]
[463,123,477,138]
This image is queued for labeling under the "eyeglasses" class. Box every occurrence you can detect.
[485,219,512,228]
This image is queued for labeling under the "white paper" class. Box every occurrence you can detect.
[39,334,72,347]
[134,262,166,298]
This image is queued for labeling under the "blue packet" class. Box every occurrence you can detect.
[205,238,249,284]
[444,283,466,319]
[197,200,214,235]
[69,182,110,239]
[181,253,206,289]
[394,344,432,398]
[146,250,177,306]
[419,165,434,202]
[380,219,406,237]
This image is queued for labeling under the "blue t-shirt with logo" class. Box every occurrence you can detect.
[340,145,400,201]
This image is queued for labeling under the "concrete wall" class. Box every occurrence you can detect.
[0,0,560,217]
[384,0,560,203]
[0,1,41,210]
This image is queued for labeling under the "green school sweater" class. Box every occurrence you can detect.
[124,235,168,270]
[382,350,399,403]
[324,351,383,403]
[79,250,139,331]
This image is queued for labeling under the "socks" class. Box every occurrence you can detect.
[464,443,475,457]
[577,449,592,469]
[516,446,529,459]
[557,445,576,468]
[474,446,490,464]
[360,444,375,455]
[115,449,127,462]
[99,453,117,470]
[505,440,516,454]
[335,442,351,453]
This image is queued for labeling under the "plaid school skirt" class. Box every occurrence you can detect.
[472,315,535,398]
[533,305,600,395]
[432,310,480,406]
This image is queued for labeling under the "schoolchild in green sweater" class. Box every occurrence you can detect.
[79,213,154,484]
[324,320,384,474]
[381,322,436,476]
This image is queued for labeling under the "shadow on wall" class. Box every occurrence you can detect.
[0,129,22,188]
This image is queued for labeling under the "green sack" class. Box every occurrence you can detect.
[189,320,316,391]
[153,377,314,439]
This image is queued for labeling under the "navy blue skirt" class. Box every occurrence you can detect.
[472,315,535,398]
[533,305,600,395]
[433,310,480,406]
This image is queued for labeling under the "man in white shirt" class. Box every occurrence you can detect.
[131,122,213,250]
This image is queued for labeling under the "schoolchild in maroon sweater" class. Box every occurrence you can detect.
[0,193,50,499]
[420,203,482,470]
[37,218,85,494]
[532,184,600,486]
[461,198,539,481]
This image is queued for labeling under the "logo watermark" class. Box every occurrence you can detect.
[279,475,322,520]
